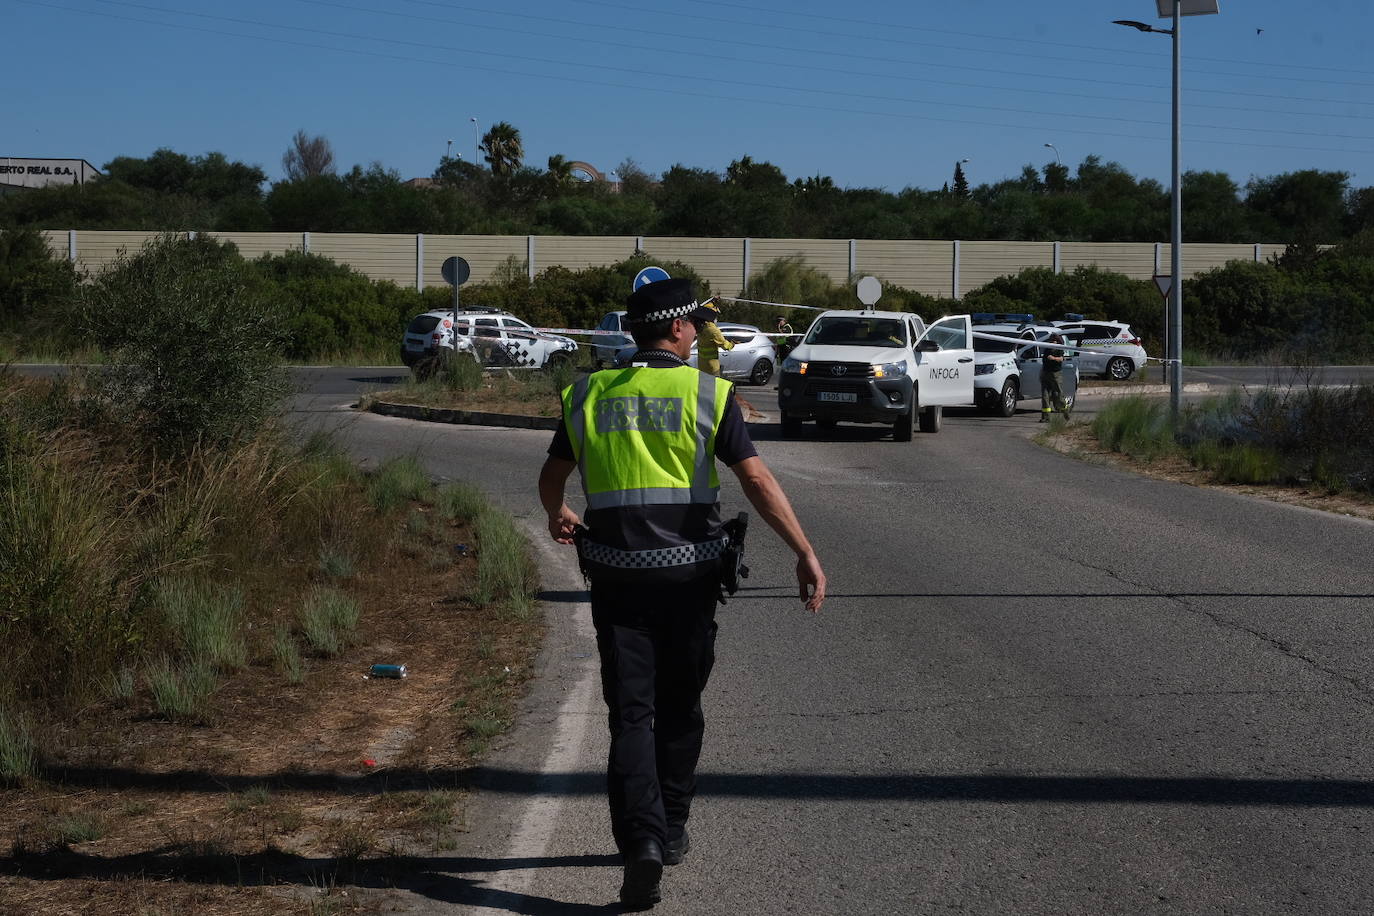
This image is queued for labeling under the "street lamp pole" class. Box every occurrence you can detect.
[1043,143,1061,166]
[470,117,479,166]
[1113,1,1218,417]
[1168,1,1183,415]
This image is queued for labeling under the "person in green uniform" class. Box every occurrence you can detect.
[1040,332,1070,421]
[696,299,733,377]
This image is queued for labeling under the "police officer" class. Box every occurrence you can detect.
[1040,332,1070,421]
[537,277,826,910]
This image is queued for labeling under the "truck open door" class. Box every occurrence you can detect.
[914,315,975,406]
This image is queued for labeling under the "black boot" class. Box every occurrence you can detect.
[620,838,663,910]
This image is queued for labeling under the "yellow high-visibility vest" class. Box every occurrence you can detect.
[561,365,731,511]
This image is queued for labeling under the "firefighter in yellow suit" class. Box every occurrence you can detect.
[696,299,733,377]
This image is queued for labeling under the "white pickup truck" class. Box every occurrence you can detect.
[776,309,975,441]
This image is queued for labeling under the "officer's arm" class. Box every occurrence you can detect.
[729,456,826,613]
[538,456,582,544]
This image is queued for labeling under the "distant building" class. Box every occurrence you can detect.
[0,158,103,192]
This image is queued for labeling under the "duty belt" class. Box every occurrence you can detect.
[580,537,729,570]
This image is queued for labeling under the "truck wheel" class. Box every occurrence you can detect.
[893,408,914,441]
[1106,356,1134,380]
[781,415,804,439]
[998,378,1019,417]
[919,405,943,433]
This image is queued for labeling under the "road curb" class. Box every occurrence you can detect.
[365,400,560,430]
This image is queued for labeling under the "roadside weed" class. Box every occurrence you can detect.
[147,656,218,724]
[51,813,106,846]
[155,578,247,672]
[435,481,487,524]
[298,588,361,657]
[317,544,355,580]
[273,625,305,684]
[0,709,37,783]
[367,456,431,512]
[473,510,539,616]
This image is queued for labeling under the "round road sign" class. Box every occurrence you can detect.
[633,266,671,290]
[442,256,471,286]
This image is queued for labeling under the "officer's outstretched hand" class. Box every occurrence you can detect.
[548,505,582,545]
[797,552,826,613]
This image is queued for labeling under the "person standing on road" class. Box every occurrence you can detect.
[537,277,827,910]
[696,298,733,377]
[1040,332,1070,422]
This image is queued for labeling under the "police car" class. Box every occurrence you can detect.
[776,310,974,440]
[589,310,632,367]
[972,316,1079,416]
[400,307,578,376]
[1050,315,1147,380]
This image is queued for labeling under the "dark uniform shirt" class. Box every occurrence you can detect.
[548,349,758,581]
[1041,345,1064,374]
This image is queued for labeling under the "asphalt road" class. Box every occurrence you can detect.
[278,368,1374,916]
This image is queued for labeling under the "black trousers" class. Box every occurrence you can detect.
[590,575,719,854]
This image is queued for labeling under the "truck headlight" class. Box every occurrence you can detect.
[873,360,907,379]
[782,356,807,374]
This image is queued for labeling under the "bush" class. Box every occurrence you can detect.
[1091,395,1177,461]
[0,709,37,783]
[155,578,247,672]
[473,510,539,616]
[298,587,361,657]
[253,250,424,360]
[366,455,432,512]
[147,656,218,724]
[84,234,288,451]
[0,228,80,344]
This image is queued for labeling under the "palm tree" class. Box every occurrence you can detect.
[546,153,574,186]
[480,122,524,176]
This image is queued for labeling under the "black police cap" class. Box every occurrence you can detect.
[625,278,718,325]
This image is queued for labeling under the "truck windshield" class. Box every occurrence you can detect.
[804,317,907,348]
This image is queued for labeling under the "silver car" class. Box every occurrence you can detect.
[614,322,778,386]
[1051,317,1148,380]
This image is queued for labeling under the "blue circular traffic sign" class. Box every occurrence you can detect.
[633,266,670,290]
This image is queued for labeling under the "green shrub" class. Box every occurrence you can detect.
[0,709,37,783]
[83,234,287,451]
[298,587,360,657]
[1092,395,1177,461]
[318,545,355,579]
[52,813,106,846]
[473,510,539,616]
[0,228,81,345]
[273,625,305,684]
[439,351,483,391]
[147,656,218,724]
[156,578,247,672]
[367,455,431,512]
[435,481,487,523]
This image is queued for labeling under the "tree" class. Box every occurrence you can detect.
[480,122,524,176]
[103,148,266,200]
[614,158,656,197]
[1245,170,1350,245]
[952,162,970,200]
[281,130,335,181]
[545,154,574,190]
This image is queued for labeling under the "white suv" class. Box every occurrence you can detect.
[1050,315,1147,380]
[972,319,1079,416]
[401,307,578,376]
[776,310,974,440]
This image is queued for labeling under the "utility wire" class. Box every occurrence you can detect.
[674,0,1374,79]
[294,0,1374,123]
[60,0,1374,141]
[15,0,1374,158]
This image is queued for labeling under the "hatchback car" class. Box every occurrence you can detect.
[1050,315,1147,380]
[613,322,778,385]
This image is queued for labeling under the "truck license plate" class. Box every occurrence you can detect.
[818,391,857,403]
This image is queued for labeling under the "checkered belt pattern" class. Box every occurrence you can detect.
[582,537,728,569]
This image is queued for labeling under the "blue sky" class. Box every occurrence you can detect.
[6,0,1373,193]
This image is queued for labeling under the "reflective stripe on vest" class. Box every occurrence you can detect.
[562,365,729,511]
